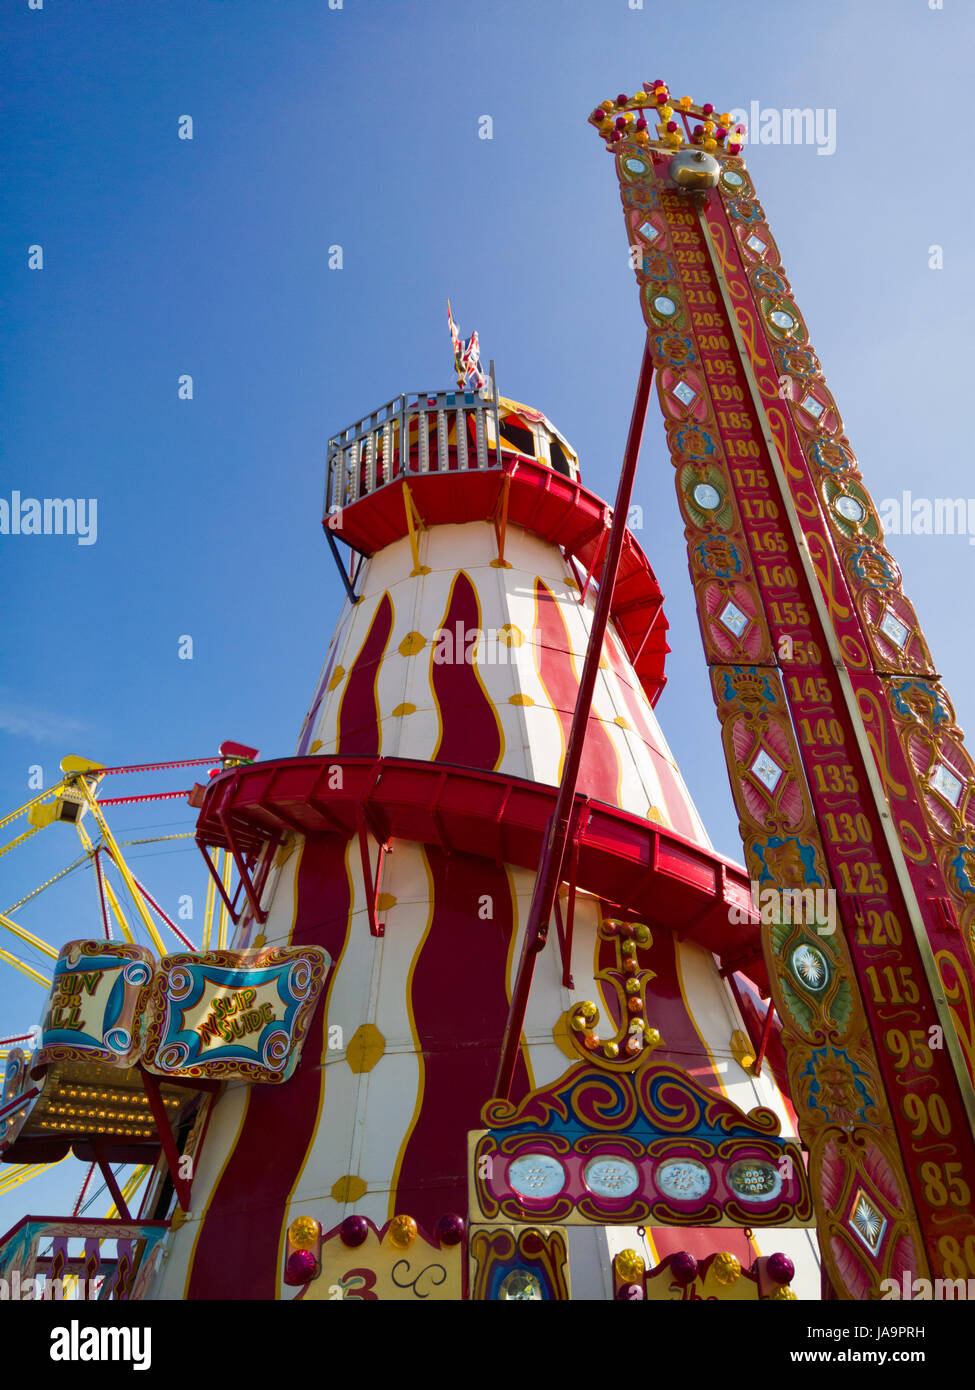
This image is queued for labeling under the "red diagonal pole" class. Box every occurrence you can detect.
[494,338,655,1098]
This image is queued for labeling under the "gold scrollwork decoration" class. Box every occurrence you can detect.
[765,405,805,484]
[733,305,769,369]
[897,819,930,865]
[856,687,910,800]
[838,633,869,671]
[935,950,975,1081]
[804,530,852,626]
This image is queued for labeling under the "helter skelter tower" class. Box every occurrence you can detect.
[142,365,823,1299]
[583,78,975,1299]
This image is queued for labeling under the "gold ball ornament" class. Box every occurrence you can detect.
[615,1249,645,1283]
[288,1216,320,1252]
[645,1028,662,1047]
[388,1214,418,1249]
[703,138,718,153]
[712,1252,741,1285]
[635,131,649,146]
[570,1001,598,1031]
[603,1041,620,1059]
[769,1285,797,1300]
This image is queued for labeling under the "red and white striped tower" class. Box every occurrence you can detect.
[149,385,819,1298]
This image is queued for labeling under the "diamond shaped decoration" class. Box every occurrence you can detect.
[879,610,909,649]
[800,394,824,419]
[345,1023,386,1073]
[746,235,767,254]
[849,1189,888,1256]
[672,380,696,407]
[930,762,963,807]
[750,749,784,793]
[639,220,659,242]
[718,601,749,638]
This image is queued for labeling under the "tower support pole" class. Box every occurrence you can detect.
[495,339,655,1098]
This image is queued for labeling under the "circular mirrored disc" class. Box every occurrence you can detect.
[655,1158,711,1200]
[583,1156,640,1198]
[834,495,864,522]
[790,943,829,992]
[508,1153,566,1200]
[727,1159,783,1203]
[692,483,721,510]
[769,309,796,331]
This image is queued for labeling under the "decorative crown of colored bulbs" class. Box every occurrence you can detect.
[588,80,745,157]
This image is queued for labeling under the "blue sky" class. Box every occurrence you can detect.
[2,0,973,1238]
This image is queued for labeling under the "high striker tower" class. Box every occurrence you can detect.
[587,79,975,1298]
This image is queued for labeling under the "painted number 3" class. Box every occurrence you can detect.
[331,1268,378,1300]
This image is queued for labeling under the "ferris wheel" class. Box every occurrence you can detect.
[0,748,247,1281]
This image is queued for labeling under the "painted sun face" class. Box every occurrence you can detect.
[904,689,935,724]
[765,841,807,888]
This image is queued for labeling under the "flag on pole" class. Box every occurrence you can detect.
[462,329,487,392]
[447,300,487,392]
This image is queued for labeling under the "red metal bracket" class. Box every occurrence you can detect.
[140,1069,193,1212]
[752,997,776,1079]
[237,839,279,936]
[357,808,389,938]
[217,799,268,925]
[197,841,241,926]
[91,1137,131,1222]
[629,600,666,669]
[579,522,609,605]
[491,469,514,567]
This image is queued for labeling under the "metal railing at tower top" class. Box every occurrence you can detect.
[325,387,498,514]
[324,386,580,517]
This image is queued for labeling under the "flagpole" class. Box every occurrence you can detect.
[489,358,502,469]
